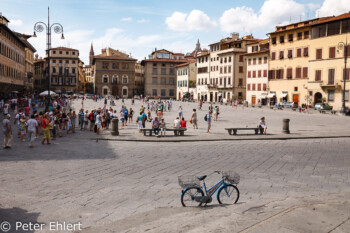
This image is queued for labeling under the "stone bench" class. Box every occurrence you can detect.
[225,127,264,135]
[141,128,187,136]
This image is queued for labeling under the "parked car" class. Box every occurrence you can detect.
[282,102,298,108]
[314,103,333,110]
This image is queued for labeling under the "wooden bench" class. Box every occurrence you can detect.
[319,110,326,114]
[331,110,337,114]
[141,128,187,136]
[225,127,264,135]
[292,108,297,111]
[270,106,274,109]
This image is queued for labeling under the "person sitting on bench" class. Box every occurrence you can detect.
[259,117,267,135]
[152,117,161,137]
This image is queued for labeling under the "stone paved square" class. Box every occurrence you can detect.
[1,99,350,232]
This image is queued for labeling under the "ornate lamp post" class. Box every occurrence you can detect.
[33,7,64,106]
[338,39,348,114]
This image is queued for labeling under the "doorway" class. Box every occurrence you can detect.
[314,92,322,105]
[293,94,299,103]
[252,96,256,105]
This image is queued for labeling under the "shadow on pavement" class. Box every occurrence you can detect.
[0,207,41,233]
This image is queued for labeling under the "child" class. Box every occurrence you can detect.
[160,118,166,136]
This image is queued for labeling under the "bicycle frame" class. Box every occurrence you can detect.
[202,178,226,197]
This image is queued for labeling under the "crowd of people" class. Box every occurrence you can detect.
[1,94,269,149]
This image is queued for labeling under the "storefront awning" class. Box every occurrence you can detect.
[267,93,275,98]
[280,93,288,98]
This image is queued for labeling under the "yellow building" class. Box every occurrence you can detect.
[308,13,350,110]
[268,19,314,106]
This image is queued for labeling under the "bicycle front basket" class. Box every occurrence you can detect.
[178,175,200,188]
[223,171,240,184]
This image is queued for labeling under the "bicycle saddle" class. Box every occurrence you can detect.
[197,175,207,181]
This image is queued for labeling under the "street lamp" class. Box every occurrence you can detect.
[33,7,64,106]
[338,39,348,114]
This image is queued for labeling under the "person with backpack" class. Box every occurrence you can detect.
[124,107,128,126]
[204,111,212,133]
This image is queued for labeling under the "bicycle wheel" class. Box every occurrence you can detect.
[181,187,204,207]
[217,184,239,204]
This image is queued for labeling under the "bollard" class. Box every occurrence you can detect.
[282,118,290,134]
[111,118,119,136]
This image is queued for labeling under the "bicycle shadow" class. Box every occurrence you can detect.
[198,202,245,209]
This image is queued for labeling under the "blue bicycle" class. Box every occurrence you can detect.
[179,171,240,207]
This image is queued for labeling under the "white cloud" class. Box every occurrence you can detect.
[121,17,132,22]
[137,19,149,23]
[9,19,22,27]
[135,35,161,45]
[166,10,217,31]
[317,0,350,17]
[220,0,304,34]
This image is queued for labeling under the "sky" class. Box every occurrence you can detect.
[1,0,350,64]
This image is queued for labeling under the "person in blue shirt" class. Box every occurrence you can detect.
[124,107,128,126]
[142,111,147,128]
[205,111,212,133]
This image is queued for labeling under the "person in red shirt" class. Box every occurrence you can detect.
[180,117,187,128]
[24,105,30,117]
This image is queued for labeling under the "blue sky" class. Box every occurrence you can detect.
[1,0,349,64]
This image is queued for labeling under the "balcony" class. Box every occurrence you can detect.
[207,84,218,89]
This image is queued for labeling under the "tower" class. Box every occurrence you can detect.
[196,39,201,51]
[89,42,94,66]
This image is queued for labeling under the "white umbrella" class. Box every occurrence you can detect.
[39,91,58,96]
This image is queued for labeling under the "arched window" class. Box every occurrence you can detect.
[112,75,119,84]
[122,75,128,84]
[103,74,109,83]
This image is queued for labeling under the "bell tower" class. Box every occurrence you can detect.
[89,42,94,66]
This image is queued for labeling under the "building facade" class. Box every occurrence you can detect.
[196,50,211,101]
[244,39,269,105]
[308,13,350,110]
[93,48,136,97]
[176,60,196,100]
[207,34,258,103]
[268,20,313,106]
[0,16,27,96]
[48,47,79,94]
[134,61,144,96]
[82,65,94,93]
[33,55,46,92]
[141,49,187,99]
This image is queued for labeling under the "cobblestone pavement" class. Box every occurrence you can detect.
[1,99,350,232]
[1,133,350,232]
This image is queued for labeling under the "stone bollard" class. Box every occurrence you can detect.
[111,118,119,136]
[282,119,290,134]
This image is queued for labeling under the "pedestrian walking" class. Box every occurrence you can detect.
[2,114,12,149]
[204,111,212,133]
[27,114,38,148]
[191,109,198,129]
[78,109,85,130]
[41,114,51,145]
